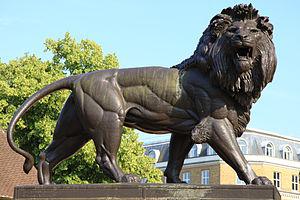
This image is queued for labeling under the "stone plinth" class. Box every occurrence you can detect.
[14,184,281,200]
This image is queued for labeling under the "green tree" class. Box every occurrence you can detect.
[0,33,162,184]
[44,32,118,75]
[0,55,67,157]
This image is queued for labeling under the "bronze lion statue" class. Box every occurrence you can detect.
[8,4,276,185]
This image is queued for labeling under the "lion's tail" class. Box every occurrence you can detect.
[7,75,79,174]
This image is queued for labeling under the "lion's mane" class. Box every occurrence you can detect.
[173,4,276,109]
[173,4,276,136]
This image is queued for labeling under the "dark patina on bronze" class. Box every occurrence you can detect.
[7,4,276,185]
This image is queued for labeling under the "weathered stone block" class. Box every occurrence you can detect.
[14,184,281,200]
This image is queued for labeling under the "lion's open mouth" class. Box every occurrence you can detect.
[236,46,253,60]
[233,46,254,73]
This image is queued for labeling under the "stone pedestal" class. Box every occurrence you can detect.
[14,184,281,200]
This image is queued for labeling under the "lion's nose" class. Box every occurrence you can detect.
[237,33,248,40]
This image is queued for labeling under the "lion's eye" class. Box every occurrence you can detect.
[227,27,238,33]
[250,28,259,33]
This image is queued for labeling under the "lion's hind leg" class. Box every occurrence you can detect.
[38,135,89,184]
[75,84,143,182]
[38,95,89,184]
[92,111,142,183]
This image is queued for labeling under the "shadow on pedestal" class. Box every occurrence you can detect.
[14,184,281,200]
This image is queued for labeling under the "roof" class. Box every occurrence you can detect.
[0,129,37,198]
[246,128,300,144]
[242,130,300,160]
[144,129,300,163]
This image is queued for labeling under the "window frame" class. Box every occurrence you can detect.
[182,172,191,183]
[148,149,160,163]
[189,145,198,158]
[292,175,299,192]
[283,145,293,160]
[201,170,210,185]
[273,171,281,188]
[237,138,248,154]
[265,142,275,157]
[207,145,215,156]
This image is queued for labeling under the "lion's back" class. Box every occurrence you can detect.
[117,67,181,106]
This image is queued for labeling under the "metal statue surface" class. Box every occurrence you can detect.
[7,4,276,185]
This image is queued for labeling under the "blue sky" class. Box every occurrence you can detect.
[1,1,300,142]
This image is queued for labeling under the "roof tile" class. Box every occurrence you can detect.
[0,129,37,198]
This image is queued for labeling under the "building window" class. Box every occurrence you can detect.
[265,142,275,157]
[283,146,293,160]
[182,172,191,183]
[296,148,300,159]
[201,170,210,185]
[148,149,160,163]
[238,139,248,154]
[188,144,202,158]
[236,177,245,185]
[292,175,299,191]
[273,172,281,188]
[207,145,215,156]
[189,145,197,158]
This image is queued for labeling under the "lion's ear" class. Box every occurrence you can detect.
[257,16,274,38]
[208,14,232,39]
[210,14,231,25]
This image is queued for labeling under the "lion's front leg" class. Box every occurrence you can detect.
[206,117,272,185]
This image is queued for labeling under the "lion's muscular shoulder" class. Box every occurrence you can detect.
[181,67,248,136]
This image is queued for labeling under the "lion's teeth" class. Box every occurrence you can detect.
[242,73,246,79]
[236,77,241,89]
[243,79,249,92]
[246,72,250,80]
[246,80,251,91]
[247,71,252,79]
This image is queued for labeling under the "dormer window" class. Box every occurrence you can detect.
[282,145,293,160]
[296,149,300,159]
[207,145,215,156]
[148,149,160,163]
[262,142,275,157]
[238,139,248,154]
[188,144,202,158]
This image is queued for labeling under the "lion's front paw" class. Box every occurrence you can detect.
[251,176,272,185]
[121,174,146,183]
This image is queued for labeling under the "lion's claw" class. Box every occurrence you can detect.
[251,176,272,185]
[121,174,144,183]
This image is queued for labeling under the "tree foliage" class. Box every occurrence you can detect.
[44,32,118,75]
[0,55,66,157]
[0,33,162,183]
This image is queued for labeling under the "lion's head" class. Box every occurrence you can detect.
[174,4,276,108]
